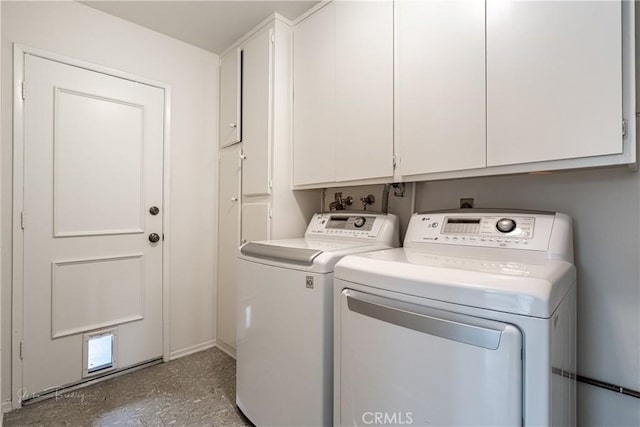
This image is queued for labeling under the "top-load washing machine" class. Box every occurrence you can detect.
[334,209,577,427]
[237,212,399,426]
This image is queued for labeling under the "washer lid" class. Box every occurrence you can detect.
[334,247,576,318]
[240,242,323,266]
[239,238,382,273]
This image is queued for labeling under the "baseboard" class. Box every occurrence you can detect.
[215,340,237,360]
[2,400,12,413]
[169,339,216,360]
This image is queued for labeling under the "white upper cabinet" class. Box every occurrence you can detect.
[486,0,623,166]
[396,0,486,176]
[242,28,273,196]
[293,3,336,186]
[291,0,632,185]
[293,1,393,187]
[335,1,394,182]
[219,48,242,148]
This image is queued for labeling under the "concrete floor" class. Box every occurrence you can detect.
[4,347,250,426]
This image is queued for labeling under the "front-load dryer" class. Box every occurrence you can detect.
[237,212,399,426]
[334,209,577,427]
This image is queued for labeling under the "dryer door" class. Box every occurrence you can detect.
[339,289,523,427]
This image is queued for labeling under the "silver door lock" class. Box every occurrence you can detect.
[306,276,314,289]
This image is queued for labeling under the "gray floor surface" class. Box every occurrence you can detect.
[4,347,250,426]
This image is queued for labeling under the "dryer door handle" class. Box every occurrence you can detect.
[343,289,507,350]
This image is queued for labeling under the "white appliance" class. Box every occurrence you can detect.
[237,212,400,426]
[334,209,577,427]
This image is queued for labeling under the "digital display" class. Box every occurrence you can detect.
[327,216,349,229]
[443,217,481,234]
[447,218,481,224]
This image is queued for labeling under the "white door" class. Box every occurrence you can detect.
[339,289,522,426]
[21,54,164,397]
[219,48,242,148]
[293,2,336,186]
[396,0,486,176]
[335,0,393,182]
[242,28,272,196]
[216,145,242,350]
[486,0,622,166]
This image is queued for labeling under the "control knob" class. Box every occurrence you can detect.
[354,217,366,228]
[496,218,516,233]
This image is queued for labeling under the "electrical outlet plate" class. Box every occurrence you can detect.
[459,198,474,209]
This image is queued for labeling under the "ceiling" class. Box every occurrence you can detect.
[81,1,320,54]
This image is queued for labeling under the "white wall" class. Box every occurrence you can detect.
[414,166,640,427]
[1,1,218,405]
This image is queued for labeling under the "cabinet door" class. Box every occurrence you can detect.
[241,202,270,244]
[335,1,394,182]
[487,1,623,166]
[219,49,242,148]
[293,3,336,186]
[242,28,273,196]
[396,0,486,176]
[217,146,242,349]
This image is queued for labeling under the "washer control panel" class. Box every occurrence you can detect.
[409,211,555,251]
[306,213,383,239]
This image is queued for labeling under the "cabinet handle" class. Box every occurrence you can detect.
[240,154,247,160]
[231,197,238,202]
[229,123,237,128]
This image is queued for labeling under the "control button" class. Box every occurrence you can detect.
[354,217,366,228]
[432,222,439,228]
[496,238,503,243]
[496,218,517,233]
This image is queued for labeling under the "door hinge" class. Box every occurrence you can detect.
[392,154,400,169]
[20,211,25,230]
[20,341,24,360]
[622,118,628,138]
[269,209,273,218]
[21,82,26,100]
[271,34,275,44]
[269,179,273,189]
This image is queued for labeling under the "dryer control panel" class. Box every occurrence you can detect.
[407,211,556,251]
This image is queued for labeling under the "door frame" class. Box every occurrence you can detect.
[11,44,172,408]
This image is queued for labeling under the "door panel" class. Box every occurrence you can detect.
[53,88,145,236]
[217,146,242,349]
[22,54,164,395]
[339,289,522,426]
[335,0,393,182]
[241,202,270,243]
[396,0,486,176]
[487,0,622,166]
[219,48,242,147]
[293,3,336,186]
[242,29,272,196]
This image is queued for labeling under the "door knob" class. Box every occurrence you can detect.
[230,123,237,128]
[148,233,161,243]
[149,206,160,216]
[231,197,238,202]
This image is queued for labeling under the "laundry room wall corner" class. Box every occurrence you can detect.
[1,1,218,406]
